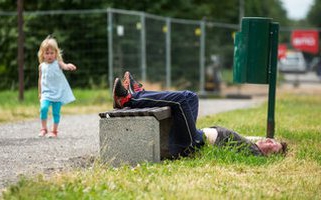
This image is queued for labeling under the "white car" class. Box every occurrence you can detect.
[278,51,307,73]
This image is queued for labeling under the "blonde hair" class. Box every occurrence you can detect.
[37,35,63,63]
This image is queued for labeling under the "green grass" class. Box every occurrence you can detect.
[0,89,113,123]
[1,90,321,199]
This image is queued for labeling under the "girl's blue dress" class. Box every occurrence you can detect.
[40,60,75,105]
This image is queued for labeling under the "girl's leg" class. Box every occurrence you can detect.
[52,123,59,133]
[41,120,47,130]
[51,102,62,133]
[40,100,50,134]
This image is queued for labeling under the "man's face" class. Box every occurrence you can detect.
[256,138,282,155]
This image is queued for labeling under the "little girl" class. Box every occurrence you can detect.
[37,35,77,138]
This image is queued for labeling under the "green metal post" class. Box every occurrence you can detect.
[140,13,146,83]
[166,17,171,89]
[267,22,279,138]
[107,8,113,92]
[199,20,206,94]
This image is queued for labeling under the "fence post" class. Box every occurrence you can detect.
[199,20,206,93]
[107,8,113,91]
[166,17,171,89]
[140,12,146,82]
[17,0,24,101]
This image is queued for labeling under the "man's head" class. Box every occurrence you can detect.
[256,138,287,156]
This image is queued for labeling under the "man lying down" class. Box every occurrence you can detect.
[202,126,287,156]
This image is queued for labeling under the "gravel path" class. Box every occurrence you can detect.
[0,98,264,190]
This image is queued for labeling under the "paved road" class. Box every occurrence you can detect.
[0,98,264,190]
[282,71,320,83]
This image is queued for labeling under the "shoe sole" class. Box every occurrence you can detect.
[123,71,130,91]
[112,78,119,109]
[38,129,47,137]
[48,131,58,138]
[124,71,143,94]
[124,71,136,94]
[113,78,124,109]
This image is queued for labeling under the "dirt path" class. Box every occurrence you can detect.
[0,114,99,190]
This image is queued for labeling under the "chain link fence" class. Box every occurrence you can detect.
[0,8,247,92]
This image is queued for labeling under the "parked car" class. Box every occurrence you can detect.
[278,51,307,73]
[310,57,321,79]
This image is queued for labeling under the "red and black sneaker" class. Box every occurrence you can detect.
[113,78,132,109]
[123,71,144,94]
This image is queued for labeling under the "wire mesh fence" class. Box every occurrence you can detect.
[5,8,303,92]
[0,8,241,92]
[106,8,238,92]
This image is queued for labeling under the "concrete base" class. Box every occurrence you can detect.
[99,116,171,166]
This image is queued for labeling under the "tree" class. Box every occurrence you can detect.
[307,0,321,27]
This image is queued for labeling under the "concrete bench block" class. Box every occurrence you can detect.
[99,107,172,166]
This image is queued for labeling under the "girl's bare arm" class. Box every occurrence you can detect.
[38,65,42,100]
[58,60,77,71]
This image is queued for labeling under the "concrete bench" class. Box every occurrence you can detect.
[99,106,172,166]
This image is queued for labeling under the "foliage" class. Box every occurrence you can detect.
[245,0,289,25]
[307,0,321,27]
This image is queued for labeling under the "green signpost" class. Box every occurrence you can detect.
[233,17,279,138]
